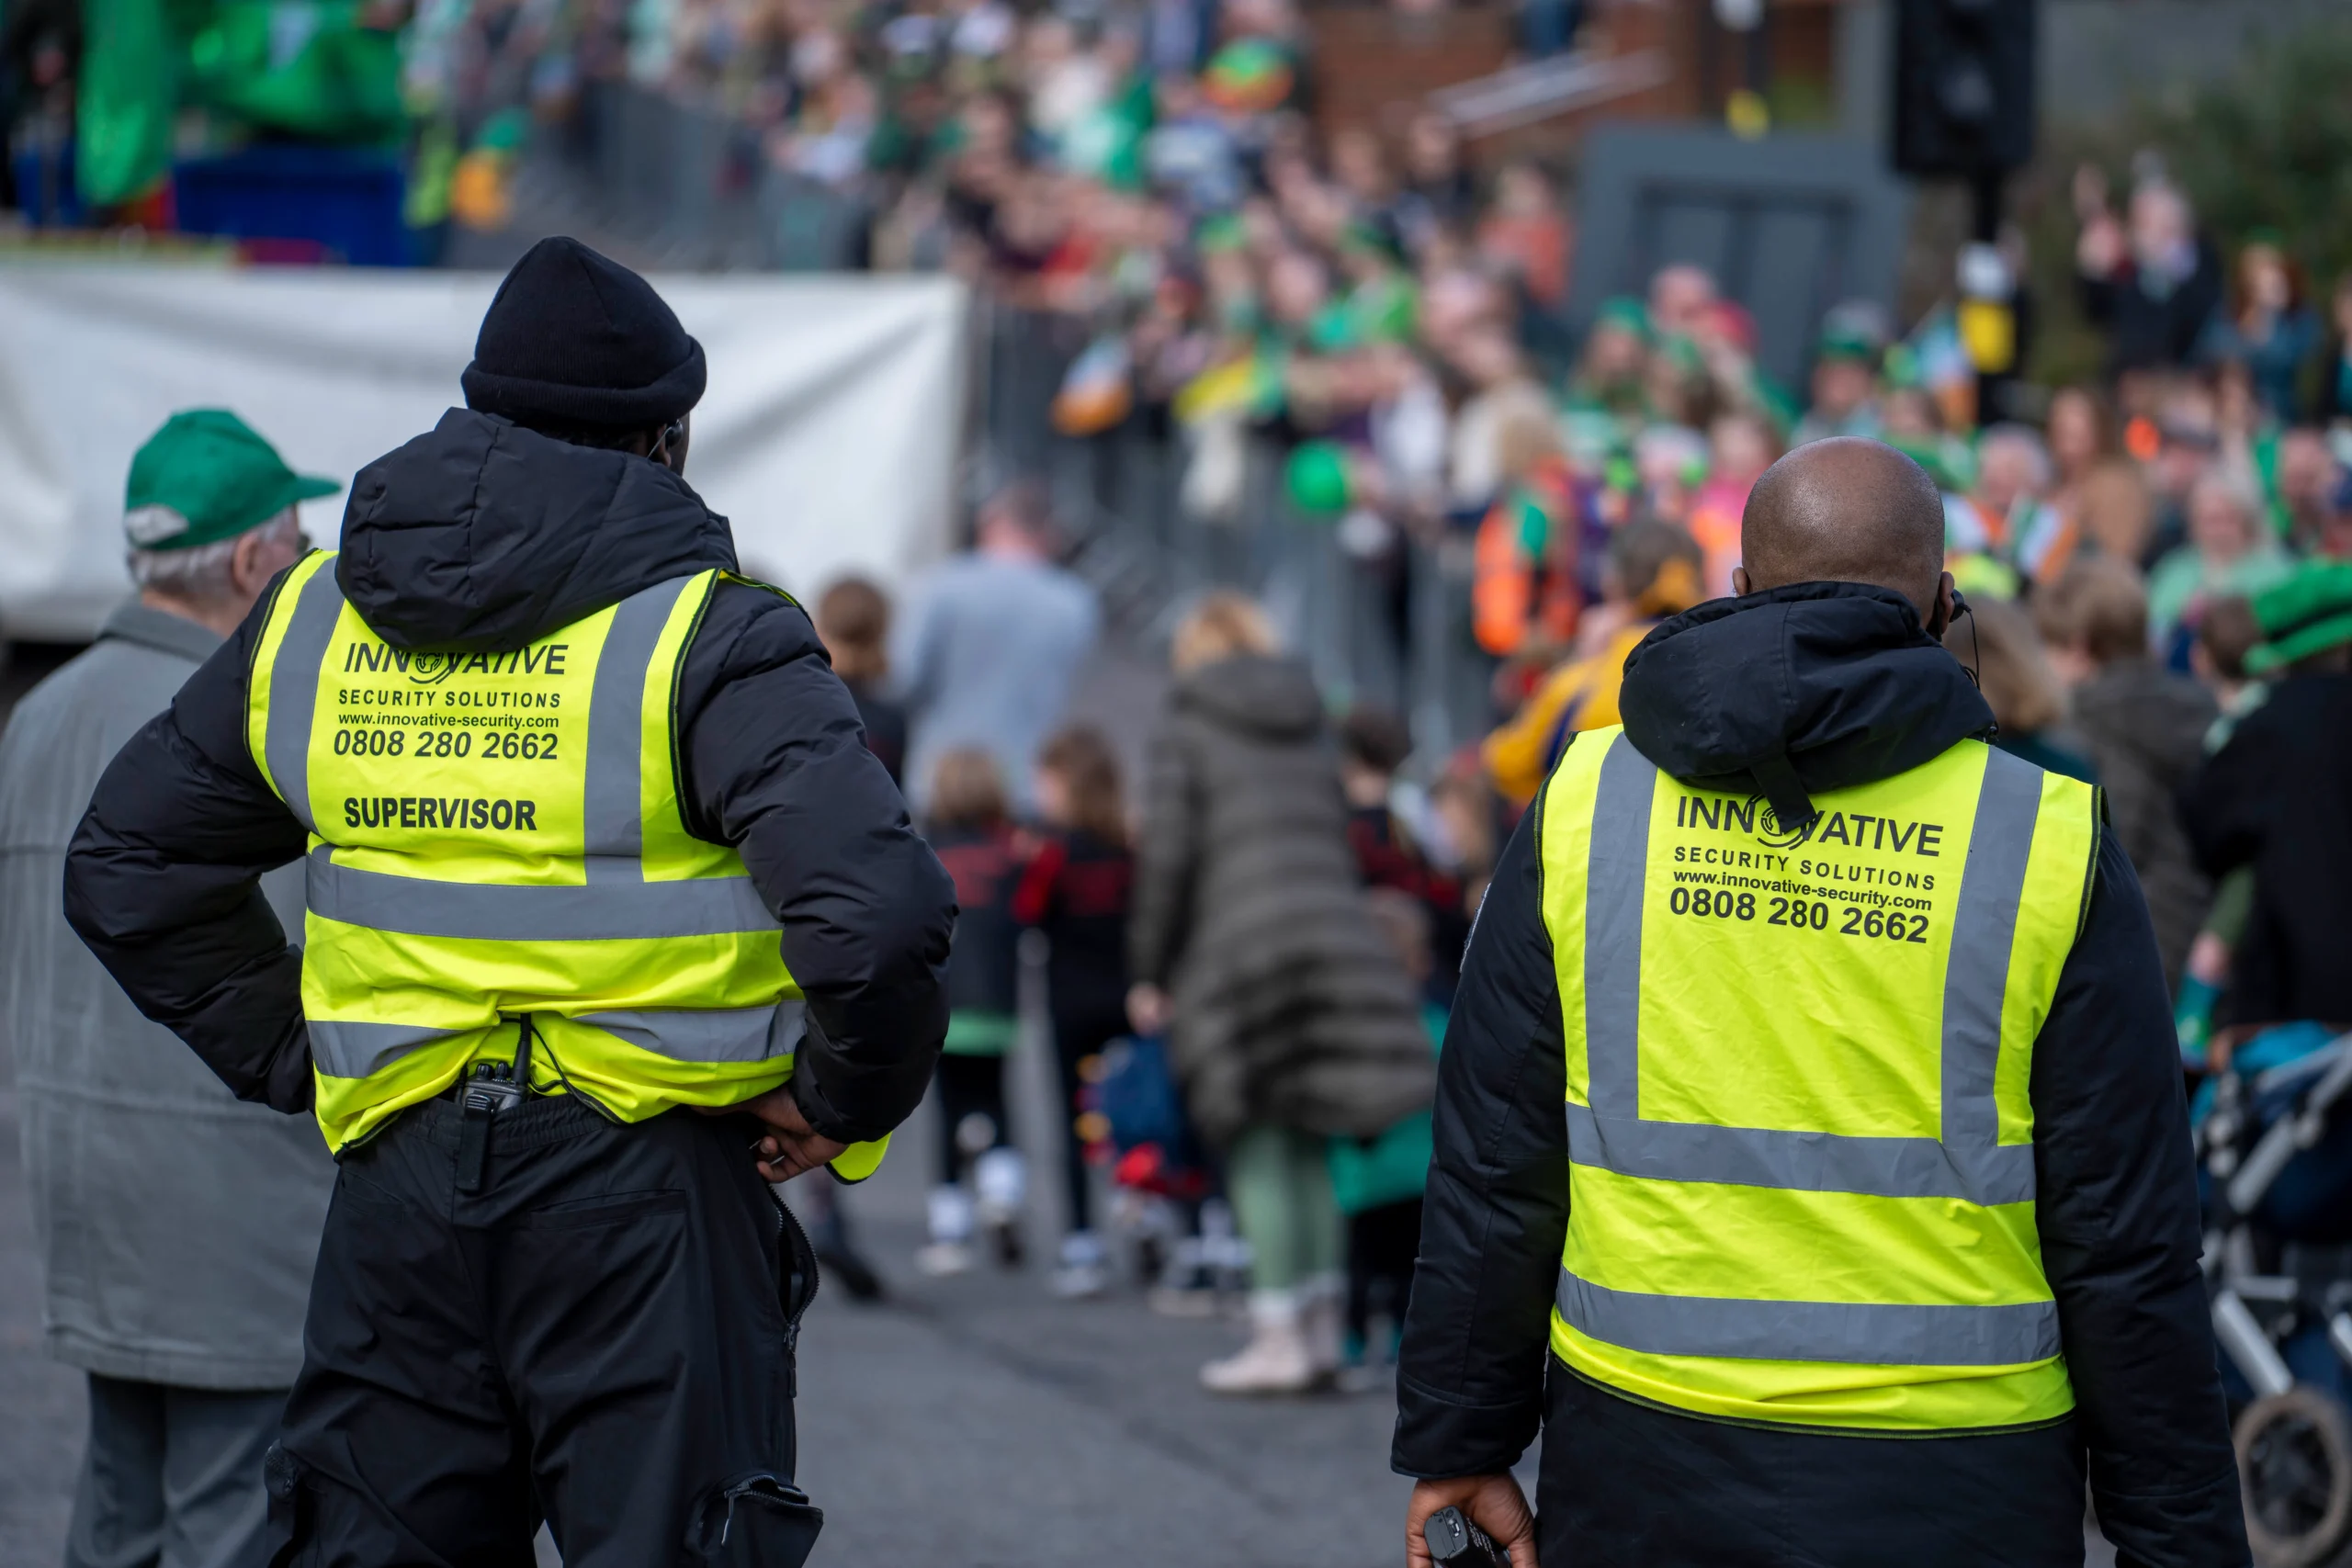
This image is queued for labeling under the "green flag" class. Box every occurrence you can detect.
[76,0,177,206]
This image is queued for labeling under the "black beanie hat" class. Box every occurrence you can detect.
[460,237,707,429]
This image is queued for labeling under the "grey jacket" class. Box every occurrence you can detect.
[1129,654,1434,1148]
[0,601,330,1390]
[2070,660,2217,995]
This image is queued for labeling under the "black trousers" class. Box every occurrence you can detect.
[265,1096,820,1567]
[1345,1198,1423,1352]
[1048,1003,1125,1234]
[933,1052,1011,1187]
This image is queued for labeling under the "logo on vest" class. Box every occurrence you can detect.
[1664,788,1950,944]
[342,644,571,685]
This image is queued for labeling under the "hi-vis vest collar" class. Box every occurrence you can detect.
[1539,726,2097,1431]
[244,550,888,1182]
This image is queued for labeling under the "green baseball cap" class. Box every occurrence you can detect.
[123,410,341,552]
[2246,559,2352,674]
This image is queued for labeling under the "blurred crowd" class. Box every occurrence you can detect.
[783,123,2352,1390]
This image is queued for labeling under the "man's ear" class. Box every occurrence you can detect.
[231,527,272,597]
[1732,565,1753,597]
[1926,570,1959,638]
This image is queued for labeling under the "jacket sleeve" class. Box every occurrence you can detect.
[2179,700,2280,882]
[1393,787,1570,1478]
[1125,716,1201,990]
[676,583,955,1145]
[62,599,314,1112]
[2033,829,2249,1568]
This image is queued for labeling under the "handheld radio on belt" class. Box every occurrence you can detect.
[455,1016,534,1193]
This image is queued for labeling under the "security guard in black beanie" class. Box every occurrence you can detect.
[66,237,956,1565]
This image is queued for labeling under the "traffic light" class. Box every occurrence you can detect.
[1890,0,2037,177]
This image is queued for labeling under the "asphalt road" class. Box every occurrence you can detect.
[0,1044,1416,1568]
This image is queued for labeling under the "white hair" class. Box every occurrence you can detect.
[2189,468,2263,523]
[127,510,301,601]
[1979,423,2053,491]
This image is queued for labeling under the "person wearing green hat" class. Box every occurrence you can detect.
[122,408,336,634]
[0,409,336,1568]
[2182,557,2352,1040]
[1791,306,1888,447]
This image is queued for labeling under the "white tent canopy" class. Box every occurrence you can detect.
[0,265,969,641]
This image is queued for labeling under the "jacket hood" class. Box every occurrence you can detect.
[1174,653,1328,740]
[1618,581,1994,820]
[335,408,737,651]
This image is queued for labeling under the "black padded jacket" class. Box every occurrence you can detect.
[1393,583,2247,1568]
[62,409,955,1146]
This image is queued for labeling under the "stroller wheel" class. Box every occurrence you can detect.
[2237,1386,2352,1567]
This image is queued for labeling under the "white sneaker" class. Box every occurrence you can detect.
[1201,1291,1319,1395]
[1050,1231,1110,1298]
[974,1146,1027,1222]
[914,1240,976,1277]
[921,1184,976,1277]
[926,1184,975,1245]
[1300,1274,1346,1378]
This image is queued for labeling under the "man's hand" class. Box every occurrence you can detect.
[1407,1475,1538,1568]
[732,1084,848,1182]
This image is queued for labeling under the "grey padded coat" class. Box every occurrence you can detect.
[1128,654,1433,1149]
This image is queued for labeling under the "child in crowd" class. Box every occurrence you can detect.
[797,576,910,1301]
[1338,705,1465,1004]
[920,748,1028,1276]
[1329,891,1445,1381]
[814,576,908,786]
[1012,725,1136,1297]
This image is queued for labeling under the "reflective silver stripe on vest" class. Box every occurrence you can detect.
[582,577,696,883]
[1582,732,1653,1120]
[1564,1103,2035,1203]
[1939,747,2044,1175]
[1569,733,2043,1207]
[1555,1270,2063,1367]
[576,1002,807,1064]
[308,1020,464,1079]
[266,559,346,833]
[307,847,775,942]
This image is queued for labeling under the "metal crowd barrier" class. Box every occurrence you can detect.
[974,302,1493,761]
[555,80,870,271]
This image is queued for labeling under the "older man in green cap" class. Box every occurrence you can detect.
[0,410,337,1568]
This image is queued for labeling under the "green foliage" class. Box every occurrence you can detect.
[2131,19,2352,296]
[2019,13,2352,388]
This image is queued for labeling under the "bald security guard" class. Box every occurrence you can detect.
[1395,439,2246,1567]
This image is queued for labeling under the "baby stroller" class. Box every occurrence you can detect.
[2199,1026,2352,1567]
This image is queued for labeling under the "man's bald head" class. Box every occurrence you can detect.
[1737,438,1950,619]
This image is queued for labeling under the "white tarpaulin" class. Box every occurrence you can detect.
[0,265,968,641]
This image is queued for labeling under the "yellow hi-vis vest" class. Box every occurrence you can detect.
[246,550,888,1178]
[1538,726,2098,1433]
